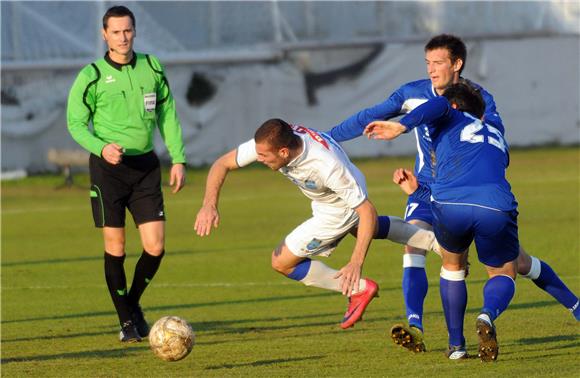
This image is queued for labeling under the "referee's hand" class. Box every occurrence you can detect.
[102,143,124,165]
[169,163,186,193]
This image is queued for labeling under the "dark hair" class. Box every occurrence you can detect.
[255,119,300,150]
[425,34,467,75]
[442,83,485,119]
[103,6,136,30]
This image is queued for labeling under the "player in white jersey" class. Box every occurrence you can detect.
[194,118,442,329]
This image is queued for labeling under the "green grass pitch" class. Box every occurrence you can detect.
[2,147,579,377]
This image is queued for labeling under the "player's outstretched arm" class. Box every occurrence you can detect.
[363,121,407,141]
[335,199,377,296]
[194,149,239,237]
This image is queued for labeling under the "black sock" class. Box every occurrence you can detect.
[104,252,132,324]
[128,250,165,307]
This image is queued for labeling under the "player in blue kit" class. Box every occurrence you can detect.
[364,83,520,361]
[328,34,579,354]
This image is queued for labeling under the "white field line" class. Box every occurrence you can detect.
[3,174,576,216]
[2,275,578,291]
[1,281,296,290]
[1,186,401,215]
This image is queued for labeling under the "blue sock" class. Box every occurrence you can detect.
[287,259,311,281]
[573,301,580,321]
[481,275,515,322]
[402,255,428,331]
[440,270,467,347]
[374,216,391,239]
[533,261,579,319]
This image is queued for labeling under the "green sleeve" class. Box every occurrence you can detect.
[66,65,107,157]
[150,56,187,164]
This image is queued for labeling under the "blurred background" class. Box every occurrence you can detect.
[1,1,579,174]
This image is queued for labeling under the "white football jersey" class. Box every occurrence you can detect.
[236,126,368,217]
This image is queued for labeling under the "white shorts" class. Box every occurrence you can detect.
[285,208,359,258]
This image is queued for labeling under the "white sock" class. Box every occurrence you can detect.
[440,266,466,281]
[522,256,541,280]
[299,260,366,294]
[477,312,492,326]
[403,254,426,268]
[387,216,439,255]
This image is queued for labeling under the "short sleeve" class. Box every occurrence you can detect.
[235,139,257,167]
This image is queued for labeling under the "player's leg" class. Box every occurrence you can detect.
[280,213,378,328]
[131,221,165,307]
[126,152,167,337]
[354,208,437,351]
[370,215,439,253]
[432,202,472,360]
[391,197,432,352]
[518,246,579,320]
[271,240,370,292]
[440,249,469,359]
[477,262,517,362]
[89,154,140,342]
[103,226,136,339]
[473,207,519,362]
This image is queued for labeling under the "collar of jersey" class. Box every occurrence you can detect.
[104,51,137,71]
[285,136,307,169]
[430,83,437,97]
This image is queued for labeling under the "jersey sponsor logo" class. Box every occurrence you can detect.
[105,75,116,84]
[292,125,329,150]
[144,93,157,112]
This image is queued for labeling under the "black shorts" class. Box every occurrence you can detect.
[89,151,165,228]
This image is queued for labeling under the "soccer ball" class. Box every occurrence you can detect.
[149,316,195,361]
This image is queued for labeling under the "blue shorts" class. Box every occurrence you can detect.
[431,202,519,267]
[404,192,433,224]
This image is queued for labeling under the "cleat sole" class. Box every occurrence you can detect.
[476,319,498,362]
[389,323,426,353]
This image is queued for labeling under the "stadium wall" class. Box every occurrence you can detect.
[1,36,578,172]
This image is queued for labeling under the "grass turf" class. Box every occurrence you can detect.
[2,147,579,377]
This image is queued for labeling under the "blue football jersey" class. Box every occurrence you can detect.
[328,79,502,184]
[399,96,517,212]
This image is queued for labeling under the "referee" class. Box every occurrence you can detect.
[67,5,186,343]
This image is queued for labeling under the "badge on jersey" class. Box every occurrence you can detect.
[306,239,322,251]
[144,93,156,112]
[304,180,317,189]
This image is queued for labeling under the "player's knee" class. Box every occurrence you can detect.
[516,249,532,275]
[441,257,466,271]
[271,252,293,275]
[142,239,164,255]
[270,253,284,273]
[103,234,125,254]
[486,260,518,279]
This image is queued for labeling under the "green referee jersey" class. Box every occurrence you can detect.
[67,52,186,164]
